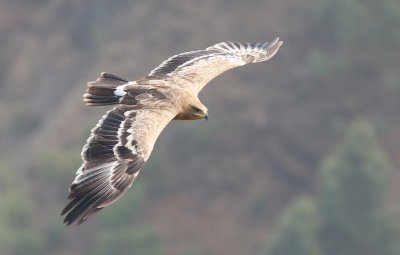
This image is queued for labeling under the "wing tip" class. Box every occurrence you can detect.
[260,37,283,50]
[61,194,105,226]
[255,37,283,61]
[271,37,283,49]
[208,37,283,55]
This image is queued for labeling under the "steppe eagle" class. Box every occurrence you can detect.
[62,38,283,225]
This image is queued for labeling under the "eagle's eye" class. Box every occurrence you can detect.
[192,106,202,114]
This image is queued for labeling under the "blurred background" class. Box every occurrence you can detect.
[1,0,400,254]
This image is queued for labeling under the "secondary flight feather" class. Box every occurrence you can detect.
[62,38,283,225]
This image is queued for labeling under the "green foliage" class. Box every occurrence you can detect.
[172,120,223,158]
[266,196,321,255]
[5,230,45,255]
[2,0,400,254]
[142,153,172,197]
[312,0,400,49]
[310,0,400,88]
[0,162,14,192]
[266,119,398,255]
[92,227,162,255]
[42,216,66,250]
[93,182,164,255]
[0,149,157,255]
[0,163,45,255]
[318,119,397,255]
[249,192,270,218]
[8,111,41,136]
[308,49,350,80]
[98,182,144,227]
[36,149,163,254]
[36,149,81,186]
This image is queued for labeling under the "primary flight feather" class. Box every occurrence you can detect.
[62,38,283,225]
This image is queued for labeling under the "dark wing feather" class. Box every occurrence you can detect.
[62,102,176,225]
[148,50,219,77]
[62,106,141,225]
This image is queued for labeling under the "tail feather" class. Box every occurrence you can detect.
[83,72,129,106]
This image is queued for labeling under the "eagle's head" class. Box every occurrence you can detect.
[190,104,208,121]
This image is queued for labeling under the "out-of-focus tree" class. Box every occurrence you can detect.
[91,188,163,255]
[92,227,162,255]
[33,149,163,255]
[2,0,400,254]
[265,119,399,255]
[318,119,397,255]
[0,162,45,255]
[310,0,400,89]
[265,196,321,255]
[312,0,400,50]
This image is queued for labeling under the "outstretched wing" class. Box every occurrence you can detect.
[148,37,283,94]
[62,104,176,225]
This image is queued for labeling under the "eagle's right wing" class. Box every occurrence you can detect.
[147,37,283,94]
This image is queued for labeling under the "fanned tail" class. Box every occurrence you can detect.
[83,72,129,106]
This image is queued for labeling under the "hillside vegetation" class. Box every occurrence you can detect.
[1,0,400,254]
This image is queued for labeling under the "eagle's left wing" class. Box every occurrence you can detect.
[148,37,282,94]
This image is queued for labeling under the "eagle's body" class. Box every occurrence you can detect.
[62,38,283,225]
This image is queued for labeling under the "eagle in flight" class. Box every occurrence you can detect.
[62,38,283,225]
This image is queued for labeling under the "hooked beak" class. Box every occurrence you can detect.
[204,113,208,122]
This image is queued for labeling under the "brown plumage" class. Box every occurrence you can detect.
[62,38,283,225]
